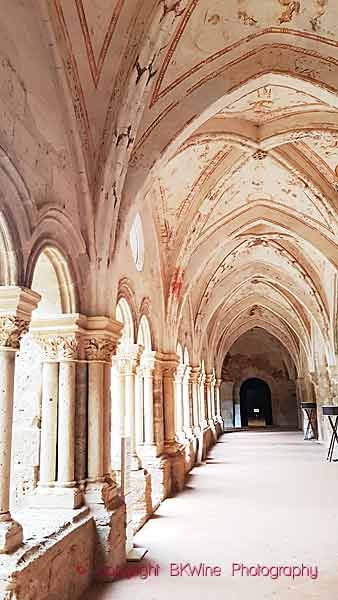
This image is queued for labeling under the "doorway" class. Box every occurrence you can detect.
[240,378,273,427]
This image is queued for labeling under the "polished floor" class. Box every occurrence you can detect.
[85,431,338,599]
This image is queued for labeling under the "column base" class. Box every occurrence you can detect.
[31,485,83,509]
[208,418,217,442]
[167,450,185,493]
[0,517,23,554]
[183,427,194,440]
[175,431,187,444]
[137,444,162,461]
[141,455,171,507]
[130,469,153,532]
[163,440,181,455]
[85,478,119,509]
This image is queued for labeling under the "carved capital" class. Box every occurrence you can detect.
[189,367,201,385]
[162,364,177,379]
[0,316,29,350]
[84,337,116,362]
[58,336,80,360]
[34,335,61,360]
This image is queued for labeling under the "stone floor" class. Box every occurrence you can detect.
[85,431,338,599]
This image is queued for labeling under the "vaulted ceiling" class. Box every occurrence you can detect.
[2,1,338,366]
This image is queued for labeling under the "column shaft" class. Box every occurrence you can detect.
[103,363,112,476]
[143,369,154,445]
[39,361,58,485]
[125,370,136,454]
[163,370,176,445]
[135,368,144,445]
[0,350,15,518]
[87,362,104,480]
[57,361,76,484]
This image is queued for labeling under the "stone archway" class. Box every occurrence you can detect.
[240,378,272,428]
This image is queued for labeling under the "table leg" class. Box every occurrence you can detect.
[327,416,338,462]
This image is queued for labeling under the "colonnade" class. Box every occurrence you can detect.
[0,287,224,557]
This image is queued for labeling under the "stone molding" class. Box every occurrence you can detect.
[84,337,116,362]
[0,316,29,349]
[31,314,123,363]
[189,366,201,385]
[0,287,41,350]
[115,343,143,374]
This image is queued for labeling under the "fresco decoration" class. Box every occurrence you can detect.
[218,85,333,124]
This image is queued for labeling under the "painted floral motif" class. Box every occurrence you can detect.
[278,1,300,25]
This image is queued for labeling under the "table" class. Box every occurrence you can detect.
[322,406,338,462]
[301,402,317,440]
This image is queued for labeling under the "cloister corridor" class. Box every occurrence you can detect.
[85,431,338,600]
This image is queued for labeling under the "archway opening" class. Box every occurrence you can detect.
[240,378,272,428]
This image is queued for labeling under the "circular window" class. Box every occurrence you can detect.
[129,213,144,271]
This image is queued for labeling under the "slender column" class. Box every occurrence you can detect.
[0,288,40,553]
[57,359,77,485]
[190,367,201,432]
[205,375,212,422]
[175,365,185,441]
[84,320,122,506]
[183,366,193,436]
[163,364,178,450]
[122,346,142,469]
[215,379,222,423]
[111,357,122,467]
[0,349,23,552]
[210,375,216,419]
[199,372,206,425]
[76,361,88,483]
[87,361,104,480]
[143,365,155,445]
[85,335,116,480]
[135,366,144,445]
[103,362,112,477]
[39,360,58,485]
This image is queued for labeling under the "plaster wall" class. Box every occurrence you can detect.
[222,329,298,429]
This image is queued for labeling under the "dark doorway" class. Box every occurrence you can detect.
[240,378,273,427]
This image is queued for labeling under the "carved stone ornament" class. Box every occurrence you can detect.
[0,316,29,349]
[58,336,79,360]
[34,335,61,360]
[84,338,115,362]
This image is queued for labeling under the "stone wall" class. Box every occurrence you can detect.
[11,334,42,507]
[0,508,95,600]
[221,328,298,428]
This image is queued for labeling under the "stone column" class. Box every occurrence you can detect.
[111,356,124,469]
[215,379,223,429]
[135,365,144,446]
[199,371,206,426]
[32,339,60,489]
[210,375,216,419]
[162,361,179,452]
[84,316,121,505]
[190,367,201,434]
[55,336,82,508]
[296,377,306,432]
[205,375,213,423]
[174,365,186,443]
[83,317,126,577]
[143,363,155,447]
[137,351,168,458]
[31,314,88,508]
[315,366,331,442]
[0,287,40,553]
[120,345,142,470]
[182,366,193,438]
